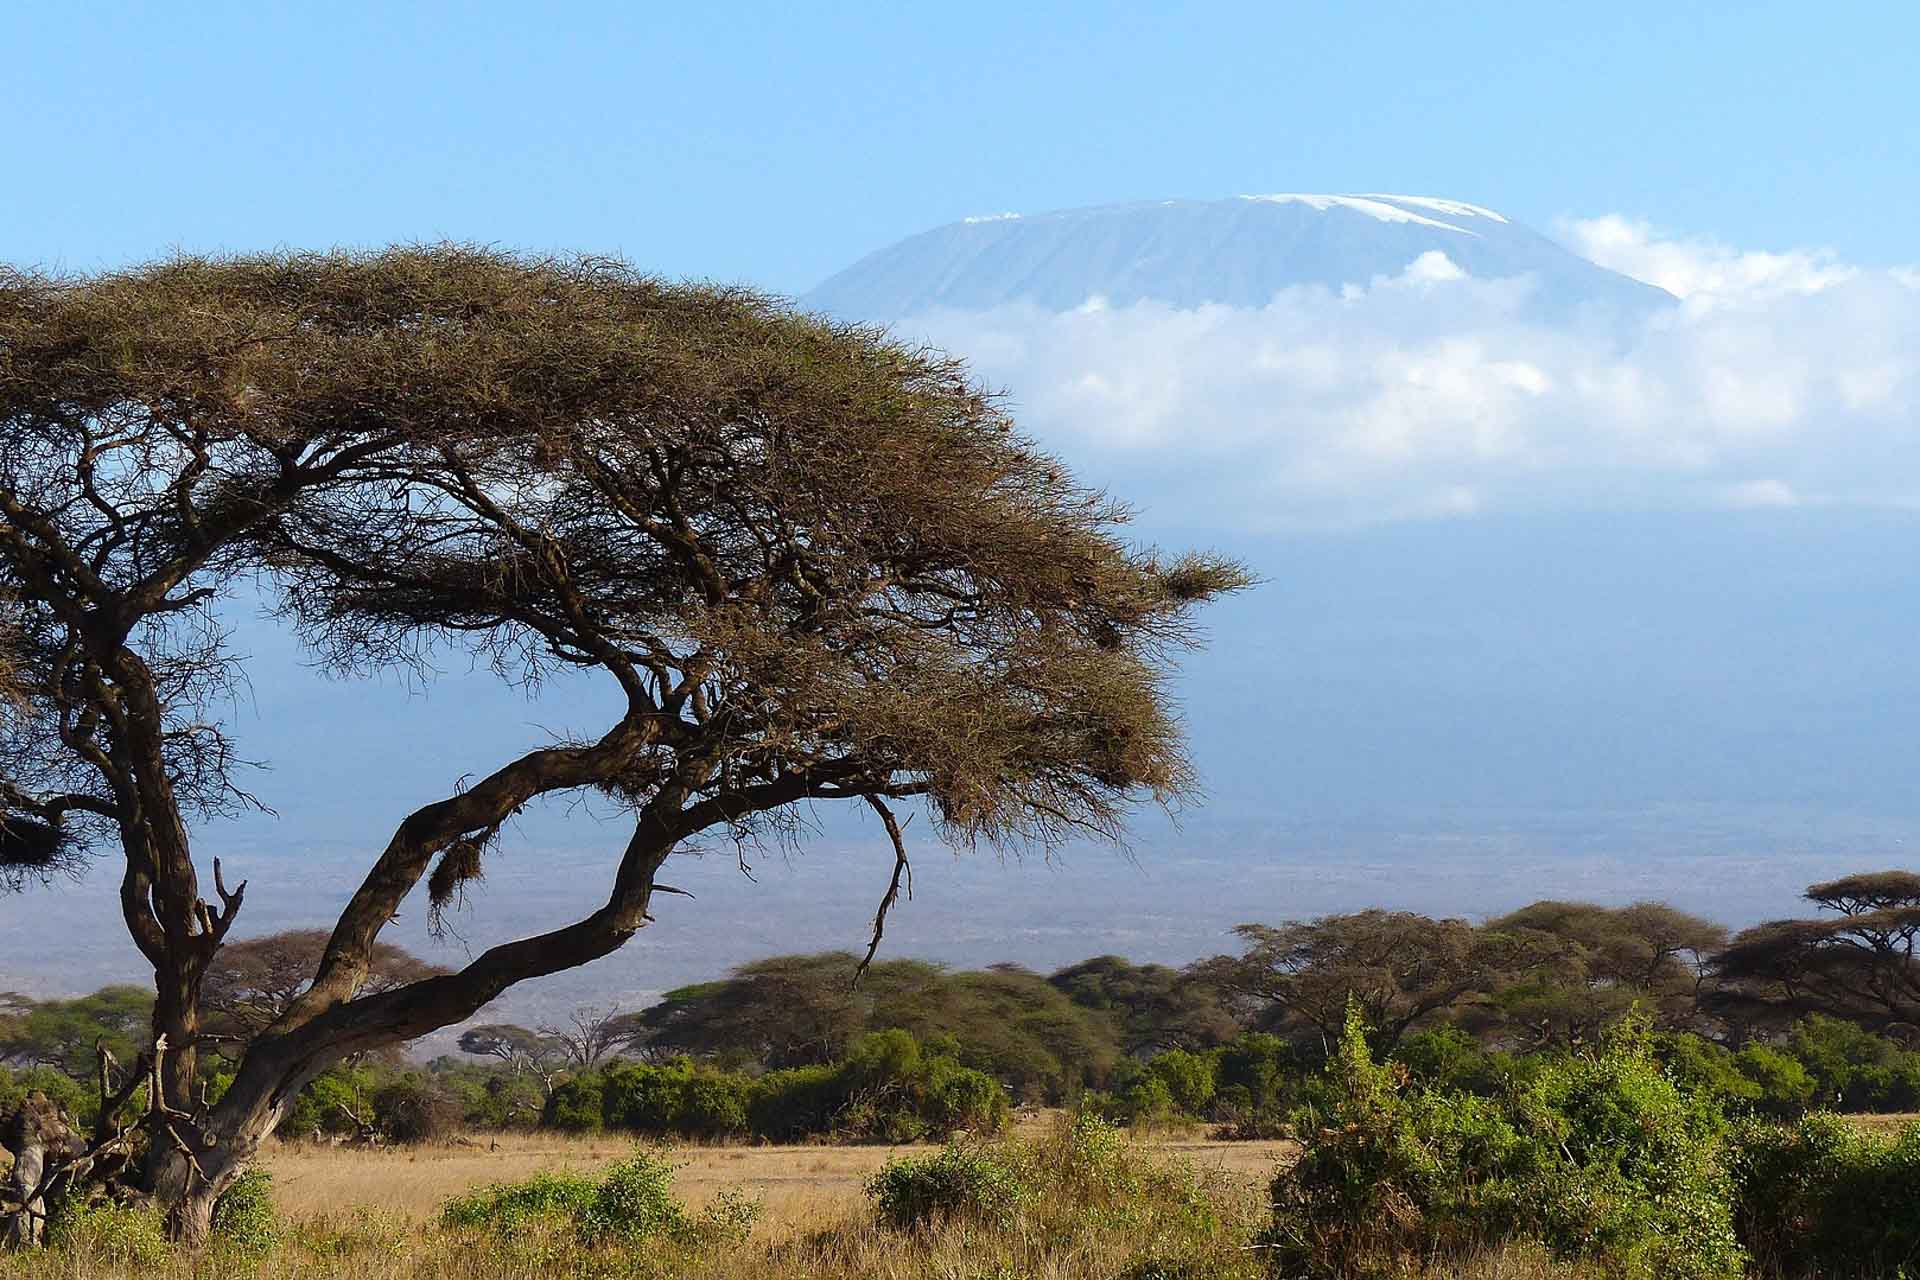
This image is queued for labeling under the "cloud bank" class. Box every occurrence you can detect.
[900,220,1920,529]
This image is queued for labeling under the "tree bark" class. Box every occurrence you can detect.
[2,1093,79,1248]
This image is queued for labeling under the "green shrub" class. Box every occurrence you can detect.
[921,1054,1011,1134]
[371,1075,460,1143]
[1118,1072,1176,1125]
[1392,1026,1504,1096]
[867,1142,1030,1229]
[210,1168,280,1252]
[1148,1048,1217,1115]
[0,1066,93,1129]
[748,1063,843,1140]
[45,1198,169,1267]
[441,1169,600,1230]
[1727,1112,1920,1277]
[1786,1014,1920,1112]
[1263,1005,1743,1280]
[1732,1043,1817,1117]
[578,1149,692,1245]
[541,1072,605,1132]
[440,1146,758,1254]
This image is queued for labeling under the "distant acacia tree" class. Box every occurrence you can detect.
[457,1003,645,1091]
[633,951,1119,1100]
[1047,954,1240,1055]
[1710,871,1920,1038]
[1476,901,1726,1048]
[201,929,447,1040]
[0,248,1245,1240]
[0,987,152,1079]
[1198,912,1495,1051]
[456,1024,570,1097]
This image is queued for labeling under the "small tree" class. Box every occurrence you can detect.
[539,1004,648,1071]
[1479,900,1726,1048]
[0,248,1246,1239]
[456,1023,570,1099]
[202,928,447,1040]
[1199,911,1493,1052]
[1710,871,1920,1037]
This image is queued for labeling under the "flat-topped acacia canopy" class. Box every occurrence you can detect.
[0,247,1247,1238]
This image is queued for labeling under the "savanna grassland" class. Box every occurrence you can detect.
[0,1115,1582,1280]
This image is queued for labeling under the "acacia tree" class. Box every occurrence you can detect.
[1476,900,1726,1048]
[1199,911,1500,1051]
[200,929,447,1041]
[0,248,1246,1239]
[1710,871,1920,1037]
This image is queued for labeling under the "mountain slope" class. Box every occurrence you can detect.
[804,193,1672,319]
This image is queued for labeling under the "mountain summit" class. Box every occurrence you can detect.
[804,193,1671,319]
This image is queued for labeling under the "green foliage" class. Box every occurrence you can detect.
[1264,1005,1743,1280]
[602,1059,750,1138]
[45,1198,169,1267]
[1786,1013,1920,1111]
[370,1074,461,1143]
[588,1034,1007,1144]
[638,952,1118,1101]
[867,1142,1031,1229]
[1726,1112,1920,1277]
[576,1150,695,1245]
[542,1073,606,1132]
[1731,1043,1818,1117]
[0,985,151,1080]
[440,1147,759,1253]
[442,1170,600,1230]
[0,1062,92,1127]
[1392,1025,1507,1096]
[210,1168,281,1252]
[1147,1047,1216,1114]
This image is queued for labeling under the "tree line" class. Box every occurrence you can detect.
[8,867,1917,1146]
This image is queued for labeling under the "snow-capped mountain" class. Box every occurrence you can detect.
[804,193,1671,319]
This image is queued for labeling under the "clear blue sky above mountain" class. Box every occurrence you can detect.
[3,2,1915,290]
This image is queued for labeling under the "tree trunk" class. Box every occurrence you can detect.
[2,1092,79,1248]
[145,1145,233,1246]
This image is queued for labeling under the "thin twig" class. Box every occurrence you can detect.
[854,795,913,985]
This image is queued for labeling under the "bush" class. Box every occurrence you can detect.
[1727,1112,1920,1277]
[0,1065,92,1129]
[1263,1006,1743,1280]
[45,1198,169,1267]
[541,1072,605,1132]
[749,1063,843,1141]
[210,1168,280,1251]
[1392,1026,1503,1096]
[442,1169,599,1231]
[867,1142,1030,1229]
[1148,1048,1217,1115]
[1731,1044,1817,1117]
[578,1149,692,1245]
[370,1076,461,1143]
[1786,1014,1920,1112]
[441,1147,759,1253]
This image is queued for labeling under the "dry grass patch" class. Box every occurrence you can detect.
[259,1121,1296,1233]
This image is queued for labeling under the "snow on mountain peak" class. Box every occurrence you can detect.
[804,192,1668,320]
[1237,193,1507,236]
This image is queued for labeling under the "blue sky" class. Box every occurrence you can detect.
[4,2,1915,291]
[8,2,1920,1005]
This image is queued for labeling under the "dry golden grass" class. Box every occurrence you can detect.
[1845,1110,1918,1137]
[260,1116,1298,1232]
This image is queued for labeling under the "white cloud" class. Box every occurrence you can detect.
[897,234,1920,530]
[1556,215,1859,310]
